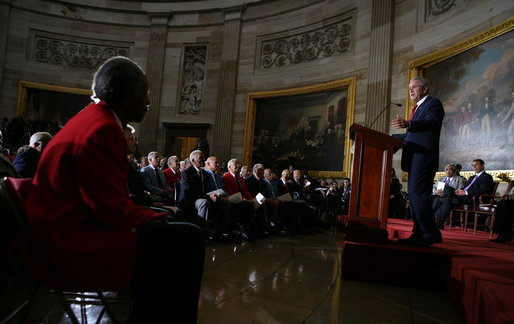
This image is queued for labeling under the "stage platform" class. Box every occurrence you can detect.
[341,219,514,324]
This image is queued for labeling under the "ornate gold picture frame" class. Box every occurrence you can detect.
[243,78,356,179]
[407,18,514,182]
[16,80,92,123]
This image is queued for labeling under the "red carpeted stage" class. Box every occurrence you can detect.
[341,219,514,324]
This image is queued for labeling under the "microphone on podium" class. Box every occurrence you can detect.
[365,103,402,128]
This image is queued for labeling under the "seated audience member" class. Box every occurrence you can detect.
[24,56,205,323]
[275,169,290,196]
[453,163,467,185]
[240,165,251,180]
[389,168,405,219]
[140,151,173,204]
[222,158,256,241]
[125,126,156,207]
[140,156,149,168]
[180,160,186,172]
[433,159,495,229]
[432,164,466,223]
[178,150,217,231]
[245,163,275,237]
[432,164,466,195]
[0,131,19,177]
[288,169,317,230]
[16,144,30,155]
[340,178,351,213]
[163,155,181,204]
[205,155,235,243]
[288,170,309,200]
[13,131,52,177]
[491,182,514,243]
[325,180,342,223]
[264,168,294,236]
[159,156,168,170]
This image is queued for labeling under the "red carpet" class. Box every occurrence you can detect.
[341,219,514,324]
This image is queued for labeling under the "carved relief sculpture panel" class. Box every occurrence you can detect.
[179,46,207,115]
[258,15,352,70]
[29,30,131,69]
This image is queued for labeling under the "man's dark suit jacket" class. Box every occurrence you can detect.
[459,172,495,204]
[245,175,267,198]
[13,147,41,177]
[275,179,289,196]
[393,96,445,173]
[178,165,211,209]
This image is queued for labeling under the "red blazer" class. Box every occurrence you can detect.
[163,167,180,191]
[222,172,254,200]
[25,102,165,291]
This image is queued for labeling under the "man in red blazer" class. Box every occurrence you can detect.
[222,158,256,240]
[163,155,181,203]
[24,56,204,323]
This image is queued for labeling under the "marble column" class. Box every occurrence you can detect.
[211,6,245,161]
[138,12,171,155]
[365,0,395,132]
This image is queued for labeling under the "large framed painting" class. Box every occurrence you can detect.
[408,18,514,181]
[243,78,356,179]
[16,81,92,127]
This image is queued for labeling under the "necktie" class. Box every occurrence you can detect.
[409,104,418,120]
[198,170,205,193]
[213,174,222,189]
[155,168,164,189]
[235,175,243,192]
[464,175,478,191]
[267,181,276,199]
[445,177,450,185]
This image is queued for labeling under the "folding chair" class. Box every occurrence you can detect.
[0,177,126,324]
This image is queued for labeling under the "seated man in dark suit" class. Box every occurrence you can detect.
[275,169,290,196]
[433,159,495,229]
[178,150,218,230]
[140,151,173,204]
[13,132,52,177]
[245,163,274,237]
[205,155,235,243]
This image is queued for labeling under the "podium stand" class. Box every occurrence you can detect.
[345,124,403,243]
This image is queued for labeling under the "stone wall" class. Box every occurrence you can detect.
[0,0,512,176]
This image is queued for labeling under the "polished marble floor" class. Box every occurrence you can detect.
[197,228,463,323]
[18,227,463,323]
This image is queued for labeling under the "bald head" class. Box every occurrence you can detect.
[29,132,52,153]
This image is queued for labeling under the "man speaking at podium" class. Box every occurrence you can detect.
[392,77,445,246]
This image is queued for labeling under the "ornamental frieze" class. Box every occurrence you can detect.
[31,31,131,69]
[259,19,352,69]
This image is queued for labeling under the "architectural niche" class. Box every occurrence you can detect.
[259,18,352,69]
[427,0,457,17]
[30,30,131,69]
[179,46,206,115]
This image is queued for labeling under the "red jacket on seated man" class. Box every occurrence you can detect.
[25,101,165,291]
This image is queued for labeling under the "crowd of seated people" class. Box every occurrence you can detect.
[3,115,511,247]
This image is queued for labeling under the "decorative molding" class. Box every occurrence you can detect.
[258,17,352,69]
[179,46,207,115]
[29,30,132,69]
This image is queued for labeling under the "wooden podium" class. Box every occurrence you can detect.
[345,124,403,243]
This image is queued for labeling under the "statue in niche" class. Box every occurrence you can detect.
[179,47,206,114]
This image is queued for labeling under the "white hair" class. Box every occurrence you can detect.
[189,150,203,162]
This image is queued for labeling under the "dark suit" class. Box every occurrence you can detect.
[178,166,211,222]
[434,171,495,227]
[394,96,444,239]
[12,147,41,177]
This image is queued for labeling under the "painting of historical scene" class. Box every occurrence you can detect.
[252,89,348,172]
[424,29,514,171]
